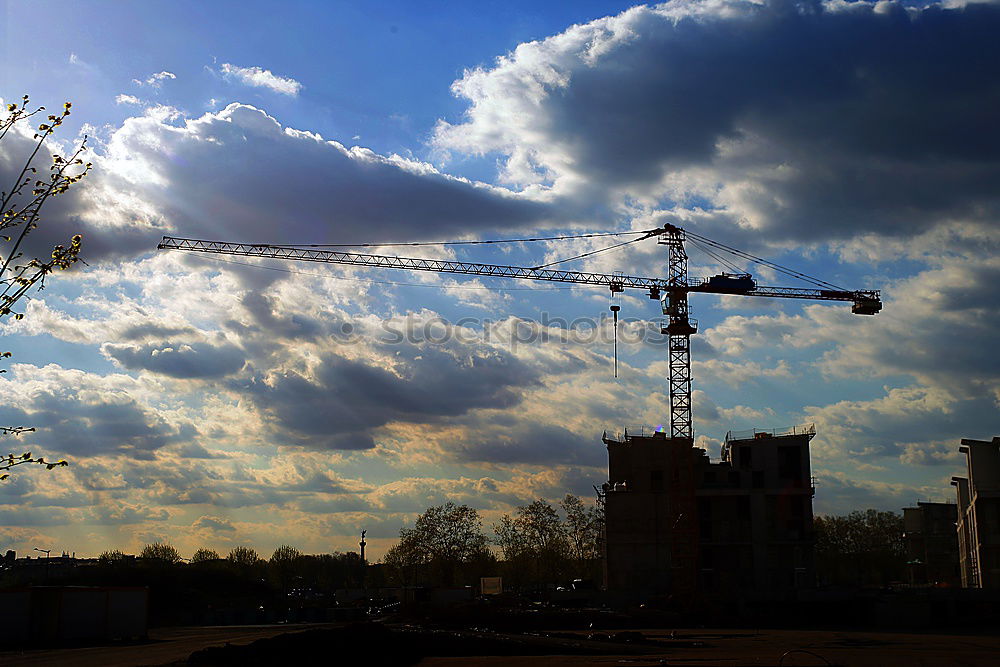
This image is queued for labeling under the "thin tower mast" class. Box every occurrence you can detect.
[660,225,696,440]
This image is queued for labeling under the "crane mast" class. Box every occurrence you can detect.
[158,227,881,441]
[660,226,696,440]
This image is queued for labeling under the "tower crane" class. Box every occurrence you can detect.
[158,224,881,441]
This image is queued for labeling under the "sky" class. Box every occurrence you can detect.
[0,0,997,560]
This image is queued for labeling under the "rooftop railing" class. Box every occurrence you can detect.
[603,425,669,443]
[725,423,816,443]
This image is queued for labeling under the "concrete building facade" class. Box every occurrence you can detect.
[602,424,816,601]
[902,501,959,587]
[952,436,1000,588]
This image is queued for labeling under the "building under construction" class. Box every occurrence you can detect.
[902,501,959,587]
[602,425,817,600]
[952,436,1000,589]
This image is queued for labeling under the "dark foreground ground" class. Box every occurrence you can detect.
[3,622,1000,667]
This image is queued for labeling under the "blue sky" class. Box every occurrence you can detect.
[6,1,638,161]
[1,0,997,559]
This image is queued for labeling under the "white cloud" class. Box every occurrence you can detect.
[434,1,1000,245]
[0,102,554,263]
[115,94,142,106]
[133,71,176,88]
[68,53,98,74]
[220,63,303,96]
[701,240,1000,400]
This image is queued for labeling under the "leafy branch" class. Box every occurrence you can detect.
[0,94,88,480]
[1,449,69,481]
[1,95,89,321]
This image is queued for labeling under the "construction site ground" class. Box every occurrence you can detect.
[2,623,1000,666]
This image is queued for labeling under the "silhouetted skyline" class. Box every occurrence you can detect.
[0,0,996,560]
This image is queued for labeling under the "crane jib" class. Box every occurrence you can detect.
[157,236,880,307]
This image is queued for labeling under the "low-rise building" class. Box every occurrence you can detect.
[902,501,959,586]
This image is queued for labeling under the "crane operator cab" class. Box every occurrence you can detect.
[659,290,699,336]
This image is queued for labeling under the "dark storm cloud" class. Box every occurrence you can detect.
[0,475,35,503]
[173,443,225,459]
[812,393,999,462]
[102,341,246,378]
[451,423,605,466]
[813,473,925,515]
[0,388,190,457]
[118,322,197,342]
[285,472,361,495]
[192,515,236,532]
[0,507,72,527]
[89,504,168,525]
[236,345,539,450]
[438,0,1000,241]
[238,292,324,340]
[822,257,1000,396]
[0,101,557,265]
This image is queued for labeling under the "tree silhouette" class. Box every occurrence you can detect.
[390,502,491,587]
[815,509,906,586]
[270,545,301,564]
[269,545,302,591]
[494,499,570,589]
[140,542,181,564]
[98,549,128,564]
[561,493,603,578]
[561,494,601,558]
[191,548,220,563]
[0,95,89,480]
[227,545,262,568]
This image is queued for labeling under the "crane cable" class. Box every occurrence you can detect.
[263,229,659,249]
[687,237,746,274]
[532,231,658,270]
[234,224,846,291]
[684,230,847,291]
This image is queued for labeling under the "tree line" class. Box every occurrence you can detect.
[814,509,907,587]
[382,494,603,591]
[69,504,908,594]
[96,543,368,593]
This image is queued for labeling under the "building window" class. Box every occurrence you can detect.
[738,496,751,520]
[791,496,805,517]
[740,447,753,470]
[650,470,664,492]
[752,471,764,489]
[778,446,802,485]
[787,518,804,540]
[700,520,713,540]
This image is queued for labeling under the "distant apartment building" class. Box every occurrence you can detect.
[902,501,959,586]
[951,436,1000,588]
[601,424,816,600]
